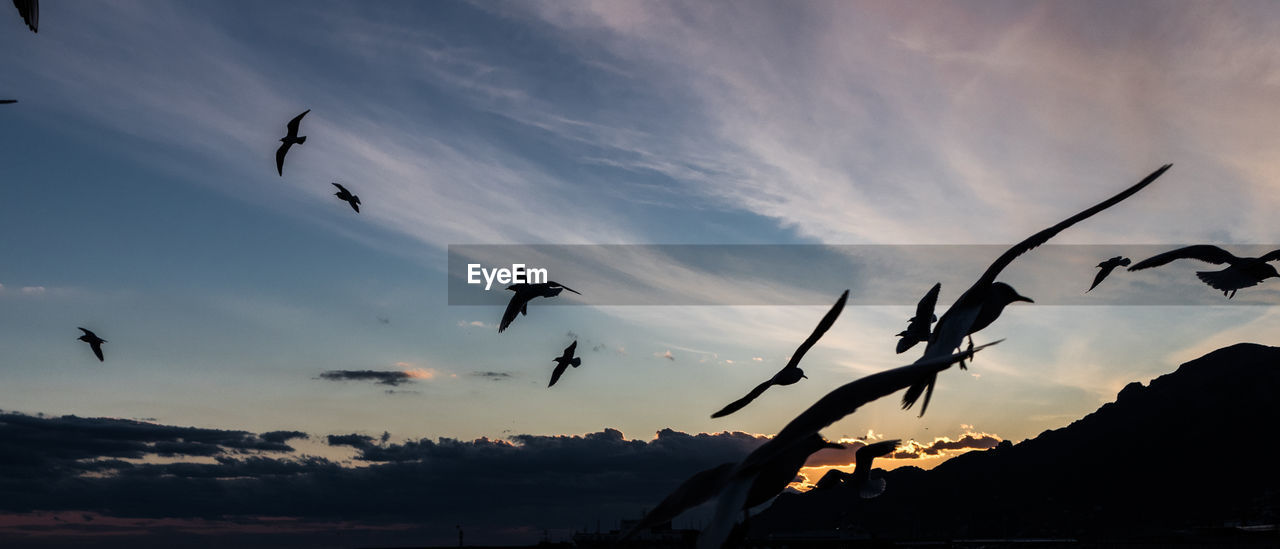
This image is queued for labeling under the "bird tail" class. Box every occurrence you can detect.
[859,476,887,499]
[900,373,936,416]
[571,358,581,368]
[295,136,307,144]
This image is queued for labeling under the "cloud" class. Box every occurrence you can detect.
[20,286,46,296]
[317,370,424,386]
[457,320,490,328]
[472,371,514,381]
[0,413,774,546]
[752,357,764,362]
[890,433,1002,460]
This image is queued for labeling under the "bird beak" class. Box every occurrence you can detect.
[802,374,808,379]
[1016,294,1034,304]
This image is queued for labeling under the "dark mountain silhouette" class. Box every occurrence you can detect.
[749,343,1280,542]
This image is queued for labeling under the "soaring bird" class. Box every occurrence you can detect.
[548,341,581,387]
[275,109,309,176]
[711,289,848,418]
[12,0,36,33]
[695,342,998,549]
[77,327,106,362]
[1128,245,1280,298]
[498,281,580,333]
[331,182,361,213]
[814,438,901,497]
[1086,256,1130,293]
[622,434,842,541]
[901,164,1172,416]
[895,283,940,354]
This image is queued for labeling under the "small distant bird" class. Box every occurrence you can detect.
[12,0,36,33]
[77,327,106,362]
[548,341,581,387]
[331,182,361,213]
[498,281,580,333]
[813,438,900,497]
[895,283,940,354]
[711,289,848,418]
[1128,245,1280,298]
[1086,256,1130,293]
[902,164,1172,416]
[0,99,16,104]
[275,109,309,176]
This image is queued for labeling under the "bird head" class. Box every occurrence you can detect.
[992,282,1034,305]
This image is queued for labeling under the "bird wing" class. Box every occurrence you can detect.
[744,341,1000,475]
[78,327,95,337]
[781,289,849,370]
[854,439,900,464]
[286,109,309,137]
[621,462,734,540]
[1259,249,1280,263]
[913,283,941,322]
[975,164,1171,289]
[498,293,528,333]
[275,142,291,176]
[896,283,940,353]
[91,342,104,362]
[1129,245,1238,270]
[550,282,580,295]
[548,361,568,387]
[710,379,776,418]
[332,182,347,193]
[0,99,16,104]
[565,340,577,356]
[1087,264,1116,292]
[14,0,37,33]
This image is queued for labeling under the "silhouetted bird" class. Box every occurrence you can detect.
[331,182,360,212]
[813,438,899,497]
[896,283,940,354]
[12,0,36,33]
[498,281,580,333]
[77,327,106,362]
[0,99,16,104]
[275,109,309,176]
[901,164,1172,416]
[1086,256,1130,293]
[695,342,999,549]
[548,341,581,387]
[1128,245,1280,298]
[711,289,848,418]
[623,434,842,541]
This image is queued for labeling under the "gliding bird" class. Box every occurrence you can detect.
[498,281,580,333]
[901,164,1172,416]
[711,289,848,418]
[1128,245,1280,298]
[895,283,940,354]
[77,327,106,362]
[275,109,309,176]
[331,182,361,213]
[813,438,900,498]
[548,341,581,387]
[694,342,999,549]
[1086,256,1130,293]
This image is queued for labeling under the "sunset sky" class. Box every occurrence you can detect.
[3,1,1279,547]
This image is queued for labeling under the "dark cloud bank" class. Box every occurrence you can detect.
[0,412,779,547]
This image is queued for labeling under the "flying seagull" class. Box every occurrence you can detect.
[901,164,1172,416]
[813,438,900,498]
[1128,245,1280,298]
[77,327,106,362]
[275,109,309,176]
[711,289,849,418]
[695,342,999,549]
[548,341,581,387]
[331,182,361,213]
[895,282,940,354]
[622,434,842,541]
[498,281,580,333]
[1086,256,1130,293]
[12,0,36,33]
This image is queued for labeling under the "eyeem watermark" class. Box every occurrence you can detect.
[467,263,548,290]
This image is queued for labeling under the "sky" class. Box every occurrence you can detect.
[2,1,1280,547]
